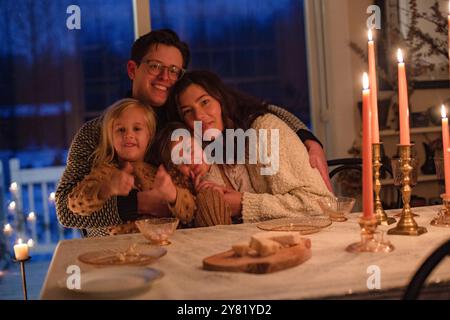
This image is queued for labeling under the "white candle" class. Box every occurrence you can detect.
[27,212,37,243]
[27,239,34,248]
[3,223,13,236]
[8,201,16,212]
[48,192,56,202]
[9,182,18,195]
[13,239,29,260]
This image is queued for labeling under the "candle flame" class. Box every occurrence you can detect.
[362,72,369,90]
[49,192,56,202]
[441,105,447,118]
[368,29,373,41]
[8,201,16,211]
[9,182,17,191]
[27,239,34,248]
[27,211,36,221]
[397,49,404,63]
[17,238,23,244]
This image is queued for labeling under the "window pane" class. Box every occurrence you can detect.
[150,0,311,127]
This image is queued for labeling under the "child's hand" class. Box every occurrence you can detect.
[102,162,135,198]
[152,165,177,204]
[193,175,226,195]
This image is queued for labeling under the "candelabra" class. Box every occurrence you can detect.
[346,215,394,253]
[372,143,396,225]
[388,145,427,236]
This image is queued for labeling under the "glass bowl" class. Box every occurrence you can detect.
[317,197,356,222]
[135,217,179,245]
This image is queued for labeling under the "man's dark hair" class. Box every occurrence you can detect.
[131,29,190,69]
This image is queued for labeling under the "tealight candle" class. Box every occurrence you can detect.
[14,239,29,261]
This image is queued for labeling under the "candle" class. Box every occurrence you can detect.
[27,239,34,248]
[368,30,380,143]
[27,212,37,243]
[3,223,13,236]
[362,73,374,219]
[13,239,29,260]
[9,182,18,195]
[8,201,16,213]
[48,192,55,202]
[397,49,410,145]
[441,105,450,196]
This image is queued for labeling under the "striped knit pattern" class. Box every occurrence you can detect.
[267,104,308,132]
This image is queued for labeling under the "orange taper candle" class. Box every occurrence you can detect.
[397,49,410,145]
[362,73,374,219]
[441,105,450,196]
[368,30,380,143]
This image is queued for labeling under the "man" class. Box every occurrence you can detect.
[56,29,331,237]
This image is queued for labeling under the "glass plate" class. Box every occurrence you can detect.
[256,217,332,234]
[78,245,167,266]
[58,266,163,298]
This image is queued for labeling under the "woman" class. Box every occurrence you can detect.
[167,70,334,223]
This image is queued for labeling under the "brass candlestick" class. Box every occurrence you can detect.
[373,143,396,225]
[346,215,394,253]
[388,145,427,236]
[13,256,31,300]
[430,194,450,227]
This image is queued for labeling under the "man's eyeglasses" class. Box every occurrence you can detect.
[140,60,185,80]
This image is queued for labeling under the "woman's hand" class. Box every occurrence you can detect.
[223,189,242,217]
[152,165,177,204]
[192,172,225,194]
[304,140,333,193]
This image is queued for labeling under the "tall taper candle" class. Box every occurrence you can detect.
[368,30,380,143]
[441,105,450,196]
[362,73,374,219]
[397,49,410,145]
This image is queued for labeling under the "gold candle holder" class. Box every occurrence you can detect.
[373,143,396,225]
[430,194,450,227]
[346,215,394,253]
[388,144,427,236]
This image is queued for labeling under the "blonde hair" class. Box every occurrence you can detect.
[92,98,157,167]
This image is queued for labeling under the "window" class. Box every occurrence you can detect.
[150,0,311,127]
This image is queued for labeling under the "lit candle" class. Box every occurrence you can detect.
[362,73,374,219]
[8,201,16,212]
[27,239,34,248]
[13,238,29,261]
[3,223,13,236]
[368,30,380,143]
[397,49,410,145]
[441,105,450,196]
[9,182,18,195]
[48,192,55,203]
[27,212,37,243]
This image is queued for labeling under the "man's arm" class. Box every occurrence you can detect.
[267,105,333,192]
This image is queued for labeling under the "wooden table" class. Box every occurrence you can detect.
[40,206,450,299]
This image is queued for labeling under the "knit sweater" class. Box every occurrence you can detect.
[56,106,316,236]
[67,162,196,235]
[241,114,334,222]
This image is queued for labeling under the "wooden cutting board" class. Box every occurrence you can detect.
[203,240,312,274]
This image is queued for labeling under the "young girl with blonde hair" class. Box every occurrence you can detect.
[68,98,196,235]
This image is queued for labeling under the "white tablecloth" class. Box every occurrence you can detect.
[40,206,450,299]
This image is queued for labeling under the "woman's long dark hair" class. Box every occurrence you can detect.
[166,70,269,131]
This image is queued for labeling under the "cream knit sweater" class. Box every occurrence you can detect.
[242,114,334,222]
